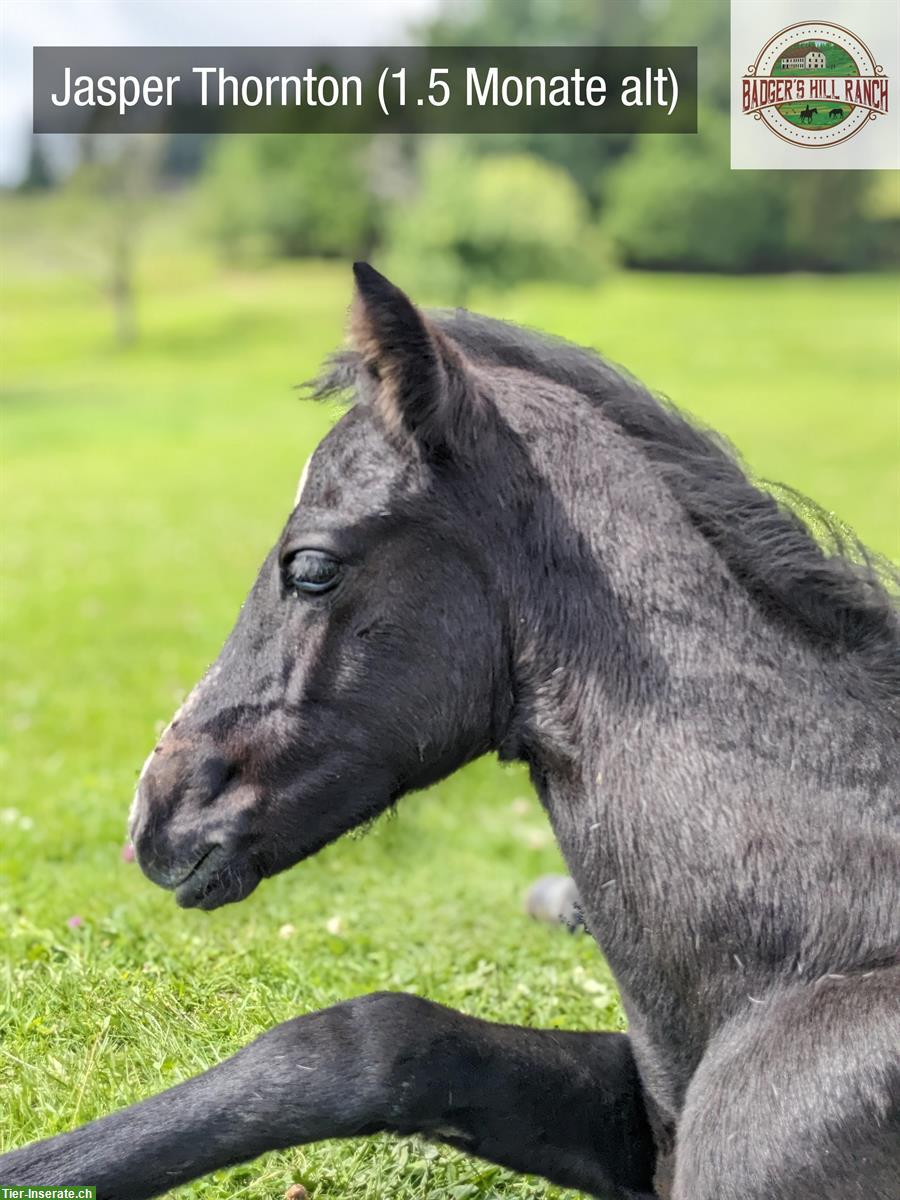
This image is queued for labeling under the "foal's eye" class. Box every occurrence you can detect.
[282,549,342,595]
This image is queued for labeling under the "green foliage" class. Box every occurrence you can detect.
[603,114,784,272]
[604,111,878,272]
[180,1,891,277]
[420,0,889,274]
[200,134,379,260]
[18,136,55,192]
[777,171,880,270]
[421,0,653,205]
[383,144,599,301]
[425,0,648,49]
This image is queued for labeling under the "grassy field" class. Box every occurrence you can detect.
[1,196,898,1199]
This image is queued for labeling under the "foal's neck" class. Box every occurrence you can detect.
[506,403,745,777]
[501,397,831,880]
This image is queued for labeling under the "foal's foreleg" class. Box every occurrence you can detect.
[0,992,657,1199]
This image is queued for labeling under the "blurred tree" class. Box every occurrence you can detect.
[64,136,163,346]
[160,134,216,182]
[200,134,379,261]
[383,142,598,301]
[779,173,880,271]
[421,0,652,206]
[863,172,900,266]
[652,0,730,113]
[604,111,787,272]
[19,135,55,192]
[605,110,880,272]
[425,0,654,54]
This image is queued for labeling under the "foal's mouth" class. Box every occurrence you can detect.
[174,844,261,911]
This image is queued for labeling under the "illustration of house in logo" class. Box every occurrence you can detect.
[779,44,827,69]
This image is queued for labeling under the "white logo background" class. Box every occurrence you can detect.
[731,0,899,170]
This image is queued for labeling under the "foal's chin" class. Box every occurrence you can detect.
[173,847,263,911]
[170,828,338,912]
[163,791,396,912]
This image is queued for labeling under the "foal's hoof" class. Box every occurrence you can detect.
[524,874,585,932]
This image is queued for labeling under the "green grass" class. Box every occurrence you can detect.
[1,195,898,1198]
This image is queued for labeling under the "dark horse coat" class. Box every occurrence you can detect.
[3,265,898,1198]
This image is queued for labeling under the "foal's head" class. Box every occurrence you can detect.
[129,264,900,908]
[130,265,524,909]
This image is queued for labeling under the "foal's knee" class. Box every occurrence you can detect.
[243,991,440,1128]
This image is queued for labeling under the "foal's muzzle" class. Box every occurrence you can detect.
[129,735,261,910]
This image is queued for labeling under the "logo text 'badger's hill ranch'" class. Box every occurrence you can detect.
[741,21,888,148]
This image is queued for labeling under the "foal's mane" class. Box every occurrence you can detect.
[314,309,900,707]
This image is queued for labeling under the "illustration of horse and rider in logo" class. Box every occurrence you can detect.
[795,104,846,126]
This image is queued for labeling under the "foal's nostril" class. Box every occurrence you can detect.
[130,746,244,892]
[197,756,240,806]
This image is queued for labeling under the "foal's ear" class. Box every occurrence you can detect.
[351,262,479,462]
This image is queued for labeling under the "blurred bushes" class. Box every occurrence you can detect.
[382,144,599,301]
[192,121,891,279]
[200,137,600,296]
[604,115,785,273]
[604,112,884,273]
[200,134,379,260]
[191,124,892,279]
[778,172,883,272]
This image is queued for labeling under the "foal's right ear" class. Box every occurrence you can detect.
[350,262,482,462]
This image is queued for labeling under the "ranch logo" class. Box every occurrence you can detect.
[741,21,888,148]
